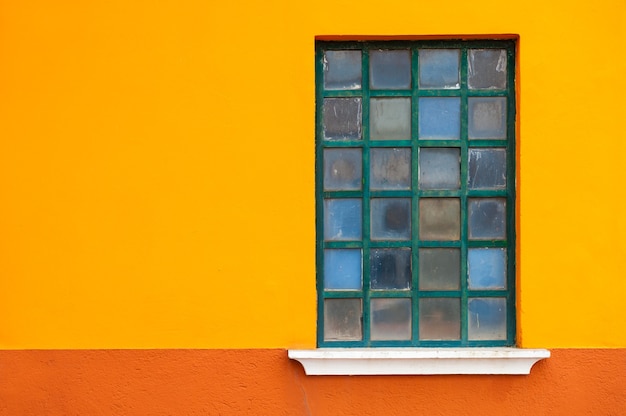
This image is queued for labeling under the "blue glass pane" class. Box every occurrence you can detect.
[370,248,411,290]
[468,298,507,340]
[468,248,506,289]
[468,148,507,189]
[370,50,411,90]
[324,199,362,241]
[324,50,362,90]
[419,49,460,89]
[419,97,460,139]
[324,249,362,289]
[468,198,506,240]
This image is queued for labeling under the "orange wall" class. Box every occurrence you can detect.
[0,1,625,349]
[0,349,624,415]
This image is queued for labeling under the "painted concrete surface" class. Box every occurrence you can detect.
[0,349,624,415]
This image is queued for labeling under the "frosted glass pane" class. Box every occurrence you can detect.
[468,298,506,340]
[371,198,411,241]
[324,50,362,90]
[324,299,362,341]
[371,298,412,340]
[468,49,507,90]
[419,97,460,139]
[468,198,506,240]
[324,199,362,241]
[370,98,411,140]
[468,97,506,139]
[324,148,362,191]
[324,249,362,290]
[419,49,460,89]
[419,147,460,190]
[370,248,411,290]
[419,248,460,290]
[323,98,362,140]
[419,198,460,241]
[370,50,411,90]
[468,248,506,289]
[370,148,411,190]
[468,148,506,189]
[419,298,460,340]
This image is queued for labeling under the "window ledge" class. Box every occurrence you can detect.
[288,348,550,375]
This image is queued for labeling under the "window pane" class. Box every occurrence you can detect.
[370,248,411,290]
[468,97,507,139]
[324,148,362,191]
[324,50,362,90]
[468,198,506,240]
[419,248,460,290]
[323,98,362,140]
[371,198,411,241]
[324,299,362,341]
[468,49,507,90]
[419,198,460,241]
[468,148,506,189]
[468,298,507,340]
[419,147,460,190]
[324,199,362,241]
[370,148,411,190]
[324,249,362,290]
[418,49,460,89]
[418,97,460,139]
[371,298,412,340]
[370,98,411,140]
[370,50,411,90]
[468,248,506,289]
[419,298,460,340]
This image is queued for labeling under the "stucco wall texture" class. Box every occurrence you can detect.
[0,349,624,415]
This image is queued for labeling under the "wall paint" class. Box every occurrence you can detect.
[0,0,625,348]
[0,349,624,415]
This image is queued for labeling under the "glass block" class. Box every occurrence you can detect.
[468,248,506,289]
[419,248,460,290]
[371,198,411,241]
[324,148,362,191]
[468,49,507,90]
[418,49,460,89]
[419,147,460,190]
[369,49,411,90]
[371,298,412,340]
[370,98,411,140]
[370,148,411,190]
[324,299,362,341]
[419,198,460,241]
[324,50,362,90]
[468,148,506,189]
[324,199,362,241]
[468,97,507,139]
[370,248,411,290]
[323,98,362,140]
[468,297,507,340]
[468,198,506,240]
[418,97,460,139]
[419,298,460,340]
[324,249,362,290]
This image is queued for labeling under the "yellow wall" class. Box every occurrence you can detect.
[0,0,624,349]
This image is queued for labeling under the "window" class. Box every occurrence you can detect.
[316,40,516,347]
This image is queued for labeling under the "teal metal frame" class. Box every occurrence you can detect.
[316,40,516,347]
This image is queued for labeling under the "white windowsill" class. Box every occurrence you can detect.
[288,348,550,375]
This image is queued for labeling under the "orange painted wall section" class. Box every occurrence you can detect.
[0,349,624,415]
[1,0,626,348]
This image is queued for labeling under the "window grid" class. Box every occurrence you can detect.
[316,40,516,347]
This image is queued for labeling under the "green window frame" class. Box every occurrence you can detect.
[316,40,516,347]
